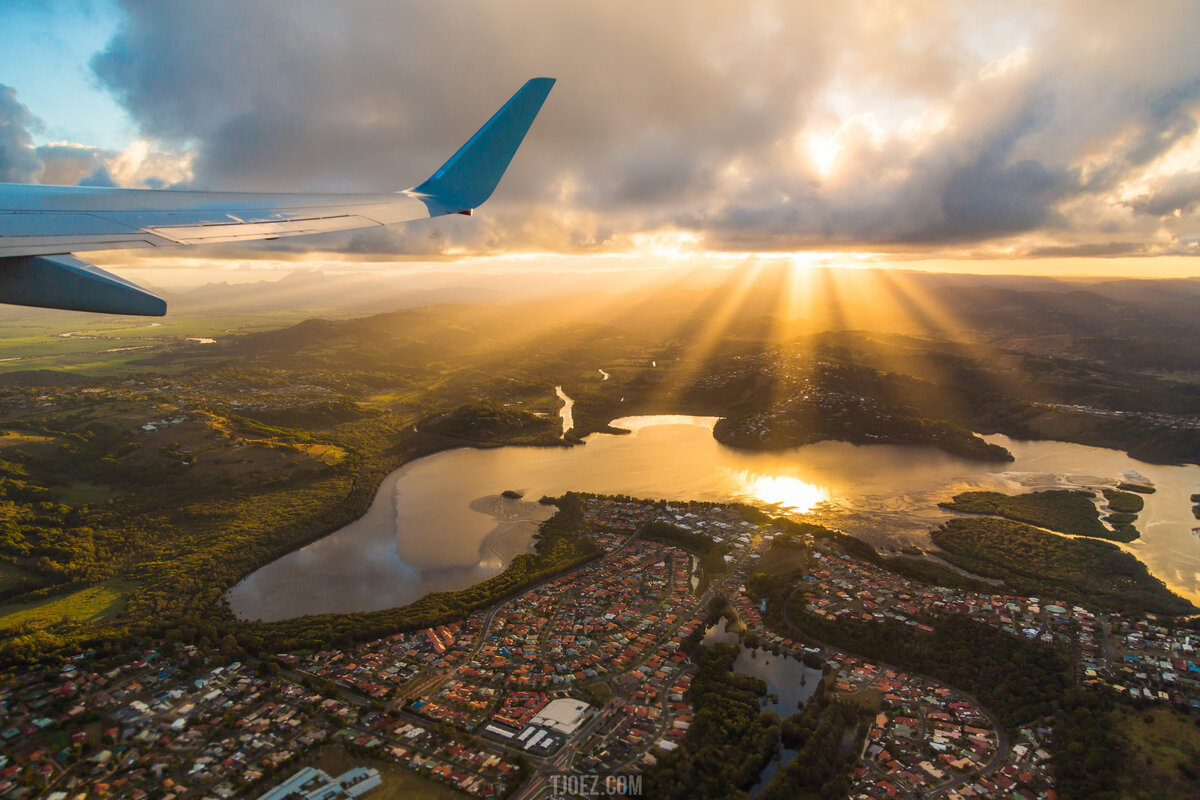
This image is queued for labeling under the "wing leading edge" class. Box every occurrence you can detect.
[0,77,555,316]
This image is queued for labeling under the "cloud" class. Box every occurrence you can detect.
[0,83,190,189]
[77,164,118,187]
[1021,242,1152,259]
[23,1,1200,259]
[1127,172,1200,217]
[33,142,112,185]
[0,85,43,182]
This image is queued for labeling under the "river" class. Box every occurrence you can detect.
[555,385,573,435]
[227,415,1200,621]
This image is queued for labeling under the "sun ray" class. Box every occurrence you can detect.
[640,260,771,411]
[863,269,1030,427]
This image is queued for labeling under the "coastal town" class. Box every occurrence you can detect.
[1,495,1197,799]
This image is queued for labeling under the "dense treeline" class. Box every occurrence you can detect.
[940,489,1114,539]
[638,520,732,590]
[643,643,781,799]
[1052,688,1128,800]
[0,458,100,592]
[1102,488,1145,514]
[931,518,1195,615]
[761,699,867,800]
[877,555,995,592]
[638,520,721,555]
[418,400,561,444]
[714,394,1014,463]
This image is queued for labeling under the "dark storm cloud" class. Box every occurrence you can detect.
[75,1,1200,256]
[937,158,1071,240]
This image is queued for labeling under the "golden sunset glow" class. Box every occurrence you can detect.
[734,471,828,513]
[3,2,1195,283]
[6,6,1200,791]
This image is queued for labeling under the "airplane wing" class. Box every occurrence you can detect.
[0,77,555,316]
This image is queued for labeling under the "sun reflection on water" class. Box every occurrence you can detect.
[731,471,829,512]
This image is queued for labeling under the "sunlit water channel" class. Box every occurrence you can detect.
[227,415,1200,621]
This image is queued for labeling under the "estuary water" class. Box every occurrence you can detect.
[227,416,1200,621]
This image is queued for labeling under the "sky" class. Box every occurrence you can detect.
[2,0,1200,280]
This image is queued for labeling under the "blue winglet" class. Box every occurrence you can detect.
[412,77,555,214]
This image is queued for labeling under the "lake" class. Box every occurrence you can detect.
[227,415,1200,621]
[701,618,823,795]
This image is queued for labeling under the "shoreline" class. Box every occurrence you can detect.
[225,417,1200,624]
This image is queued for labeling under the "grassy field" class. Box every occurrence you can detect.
[0,310,341,376]
[0,432,54,448]
[0,580,134,631]
[54,481,121,506]
[306,444,349,466]
[756,543,810,576]
[841,688,884,713]
[0,562,42,594]
[1117,705,1200,799]
[302,744,469,800]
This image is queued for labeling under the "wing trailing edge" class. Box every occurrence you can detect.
[0,254,166,316]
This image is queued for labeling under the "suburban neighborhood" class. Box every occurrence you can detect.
[1,495,1197,798]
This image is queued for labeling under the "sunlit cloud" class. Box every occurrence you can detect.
[0,1,1198,275]
[802,132,840,178]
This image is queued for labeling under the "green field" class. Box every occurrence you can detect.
[756,542,810,576]
[0,431,54,448]
[54,481,121,506]
[0,310,347,376]
[0,561,43,595]
[0,580,134,631]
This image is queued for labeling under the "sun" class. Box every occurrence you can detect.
[732,471,829,513]
[804,132,840,177]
